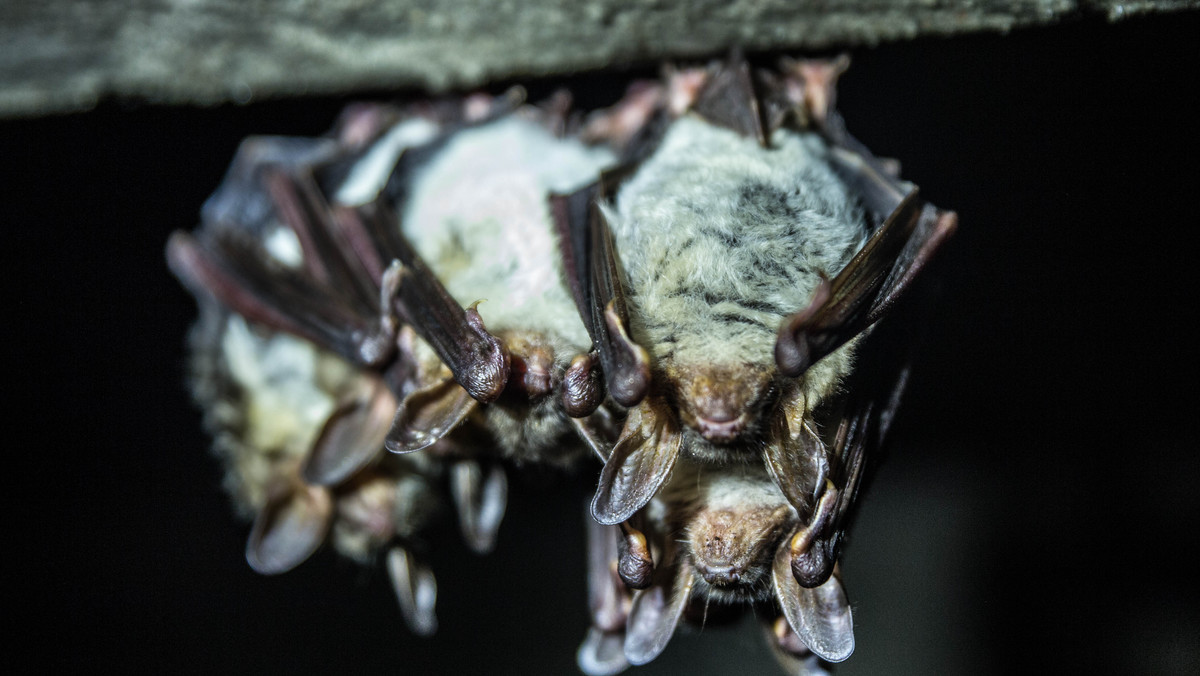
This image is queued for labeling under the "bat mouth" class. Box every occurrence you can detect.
[688,566,773,604]
[694,414,749,442]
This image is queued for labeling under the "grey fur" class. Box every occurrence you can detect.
[607,116,867,404]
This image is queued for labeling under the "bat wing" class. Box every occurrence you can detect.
[690,50,768,147]
[354,202,511,405]
[790,302,918,589]
[551,168,651,410]
[171,129,512,457]
[774,115,957,378]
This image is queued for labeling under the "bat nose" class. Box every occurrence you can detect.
[699,563,742,586]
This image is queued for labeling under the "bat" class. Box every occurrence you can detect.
[578,290,920,673]
[557,53,955,599]
[167,51,955,673]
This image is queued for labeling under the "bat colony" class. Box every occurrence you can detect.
[168,53,956,674]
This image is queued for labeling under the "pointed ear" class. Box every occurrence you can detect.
[385,375,477,453]
[763,395,830,518]
[623,561,694,666]
[302,377,396,486]
[449,460,508,554]
[386,546,438,637]
[245,483,332,575]
[578,517,633,676]
[762,616,833,676]
[591,400,681,525]
[577,628,630,676]
[772,544,854,663]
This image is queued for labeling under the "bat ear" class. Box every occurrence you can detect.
[772,543,854,663]
[385,375,478,453]
[623,561,694,665]
[579,518,634,675]
[763,616,832,676]
[245,483,332,575]
[763,396,830,518]
[449,460,508,555]
[591,400,681,525]
[777,54,851,129]
[577,628,630,676]
[386,546,438,636]
[301,377,395,486]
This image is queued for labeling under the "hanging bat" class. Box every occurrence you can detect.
[554,55,955,600]
[168,91,625,575]
[577,296,918,673]
[181,302,447,634]
[167,51,954,673]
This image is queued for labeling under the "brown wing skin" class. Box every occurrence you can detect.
[775,111,957,378]
[551,170,651,409]
[356,203,511,405]
[690,50,768,147]
[173,166,403,367]
[790,305,920,589]
[171,129,511,404]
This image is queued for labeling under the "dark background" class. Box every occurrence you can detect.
[6,12,1199,674]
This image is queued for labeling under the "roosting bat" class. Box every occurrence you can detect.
[168,51,955,673]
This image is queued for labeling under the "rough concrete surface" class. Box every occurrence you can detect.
[2,0,1197,116]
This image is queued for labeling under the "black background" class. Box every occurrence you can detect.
[6,12,1199,674]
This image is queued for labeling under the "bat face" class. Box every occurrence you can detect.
[610,115,866,463]
[662,467,797,604]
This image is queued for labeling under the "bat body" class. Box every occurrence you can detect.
[169,53,956,675]
[607,115,865,461]
[393,116,615,466]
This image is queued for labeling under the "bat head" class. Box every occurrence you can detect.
[667,361,776,448]
[659,467,797,604]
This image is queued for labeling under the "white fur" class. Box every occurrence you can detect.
[336,117,441,205]
[263,226,302,267]
[402,117,616,352]
[214,316,353,511]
